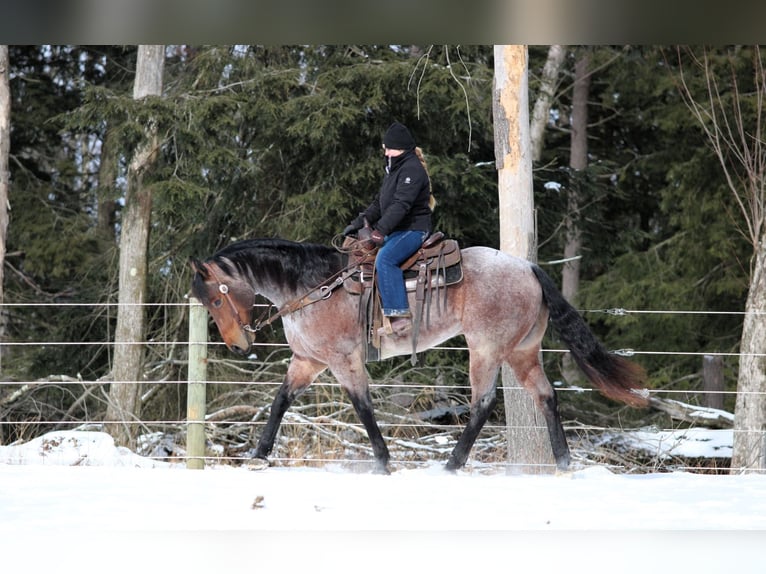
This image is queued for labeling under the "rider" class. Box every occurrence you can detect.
[343,121,434,337]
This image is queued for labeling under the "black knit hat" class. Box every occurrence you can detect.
[383,121,415,150]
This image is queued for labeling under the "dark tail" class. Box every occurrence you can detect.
[531,264,649,407]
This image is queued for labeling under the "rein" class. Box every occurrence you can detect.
[248,271,347,332]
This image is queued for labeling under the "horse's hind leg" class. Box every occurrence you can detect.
[445,353,500,471]
[513,356,571,471]
[445,391,497,471]
[253,355,326,464]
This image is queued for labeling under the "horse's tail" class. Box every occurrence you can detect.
[530,264,649,407]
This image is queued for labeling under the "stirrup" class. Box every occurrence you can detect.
[377,316,412,337]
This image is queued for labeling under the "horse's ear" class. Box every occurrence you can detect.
[189,257,208,279]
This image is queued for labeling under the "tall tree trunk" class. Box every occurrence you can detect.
[0,46,10,372]
[530,45,566,162]
[561,49,590,383]
[732,242,766,472]
[97,125,118,242]
[105,45,164,446]
[494,45,555,474]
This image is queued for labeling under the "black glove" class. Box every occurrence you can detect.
[343,223,360,237]
[370,229,385,246]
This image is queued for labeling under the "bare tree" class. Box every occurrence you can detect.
[562,49,590,304]
[105,45,165,445]
[676,46,766,473]
[494,45,556,474]
[0,46,10,372]
[530,45,567,162]
[561,48,591,383]
[97,125,119,242]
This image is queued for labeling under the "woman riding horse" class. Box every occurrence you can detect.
[343,121,435,338]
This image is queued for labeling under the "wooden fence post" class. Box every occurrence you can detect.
[702,354,724,411]
[187,296,207,469]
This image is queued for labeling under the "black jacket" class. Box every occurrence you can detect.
[353,150,432,236]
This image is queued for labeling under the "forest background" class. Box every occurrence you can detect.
[0,46,756,466]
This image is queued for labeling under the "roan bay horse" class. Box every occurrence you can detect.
[190,237,648,473]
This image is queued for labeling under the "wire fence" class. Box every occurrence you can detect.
[0,300,759,474]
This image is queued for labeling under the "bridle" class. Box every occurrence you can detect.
[206,265,260,334]
[203,249,373,336]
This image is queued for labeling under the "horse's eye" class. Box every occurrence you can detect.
[213,298,223,308]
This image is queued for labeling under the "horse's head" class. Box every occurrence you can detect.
[189,257,255,355]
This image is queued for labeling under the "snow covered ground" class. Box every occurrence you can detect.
[1,430,764,573]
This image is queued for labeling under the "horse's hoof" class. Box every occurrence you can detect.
[245,457,270,471]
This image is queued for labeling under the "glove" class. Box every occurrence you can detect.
[343,223,360,237]
[370,229,385,246]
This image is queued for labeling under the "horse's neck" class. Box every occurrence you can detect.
[225,262,278,307]
[248,274,294,307]
[242,243,341,306]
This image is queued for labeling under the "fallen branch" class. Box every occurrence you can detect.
[649,397,733,429]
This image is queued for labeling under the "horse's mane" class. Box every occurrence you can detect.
[209,238,344,293]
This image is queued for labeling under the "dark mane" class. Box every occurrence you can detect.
[209,237,344,292]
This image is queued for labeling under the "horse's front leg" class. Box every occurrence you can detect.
[251,382,298,463]
[334,361,391,474]
[346,387,390,474]
[252,355,326,466]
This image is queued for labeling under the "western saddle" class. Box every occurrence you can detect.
[341,229,463,365]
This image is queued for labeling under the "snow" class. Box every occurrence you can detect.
[545,180,563,192]
[1,430,765,573]
[675,401,735,423]
[614,428,733,459]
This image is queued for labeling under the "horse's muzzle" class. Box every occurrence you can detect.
[228,342,251,356]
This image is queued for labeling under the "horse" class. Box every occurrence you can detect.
[189,237,648,474]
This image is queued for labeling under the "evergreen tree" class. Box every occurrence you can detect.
[5,44,757,450]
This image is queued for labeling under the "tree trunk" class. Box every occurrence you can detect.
[0,46,10,372]
[530,45,566,162]
[494,45,555,474]
[97,125,118,242]
[561,49,590,383]
[732,242,766,473]
[105,45,164,446]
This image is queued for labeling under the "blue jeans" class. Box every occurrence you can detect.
[376,230,428,316]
